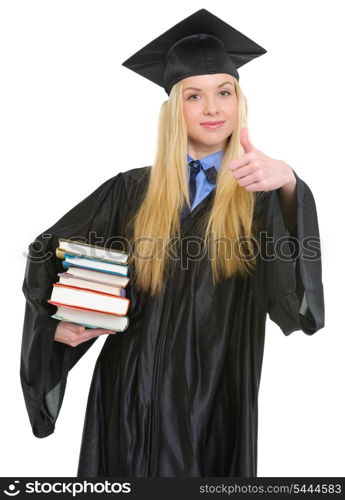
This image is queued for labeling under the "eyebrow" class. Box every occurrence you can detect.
[183,81,234,92]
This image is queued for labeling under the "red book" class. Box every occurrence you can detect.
[48,283,130,316]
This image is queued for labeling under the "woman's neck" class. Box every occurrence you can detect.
[188,146,224,160]
[187,140,227,160]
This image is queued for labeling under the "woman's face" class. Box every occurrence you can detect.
[182,73,238,156]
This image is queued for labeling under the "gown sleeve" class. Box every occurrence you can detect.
[20,172,128,438]
[251,169,325,336]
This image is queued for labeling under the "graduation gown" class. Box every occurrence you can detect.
[20,166,324,477]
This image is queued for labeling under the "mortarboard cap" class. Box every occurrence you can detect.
[122,8,267,95]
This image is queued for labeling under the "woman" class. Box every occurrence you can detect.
[20,9,324,477]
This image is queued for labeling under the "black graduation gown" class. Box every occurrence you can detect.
[20,166,325,477]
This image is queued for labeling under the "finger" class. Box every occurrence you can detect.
[236,172,260,187]
[230,164,253,180]
[88,328,115,336]
[244,182,265,191]
[240,127,255,153]
[76,328,110,340]
[66,323,85,334]
[228,152,253,171]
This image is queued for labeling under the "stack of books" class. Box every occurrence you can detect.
[47,238,130,332]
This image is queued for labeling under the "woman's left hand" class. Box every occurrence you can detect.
[228,127,296,192]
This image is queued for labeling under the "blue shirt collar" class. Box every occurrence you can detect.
[187,150,224,171]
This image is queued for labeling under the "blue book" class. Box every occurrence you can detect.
[62,253,129,277]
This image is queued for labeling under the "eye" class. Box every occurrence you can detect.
[187,94,199,101]
[186,90,232,101]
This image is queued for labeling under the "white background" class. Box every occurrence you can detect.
[1,0,343,477]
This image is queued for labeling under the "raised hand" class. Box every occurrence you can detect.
[228,127,296,192]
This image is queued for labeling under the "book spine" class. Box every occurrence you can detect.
[64,262,128,277]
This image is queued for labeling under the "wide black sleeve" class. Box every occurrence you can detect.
[250,169,325,336]
[20,172,128,438]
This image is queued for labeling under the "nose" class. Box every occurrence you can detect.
[203,96,220,115]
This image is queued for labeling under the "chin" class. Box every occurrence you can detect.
[197,134,228,146]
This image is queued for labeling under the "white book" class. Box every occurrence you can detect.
[62,268,129,287]
[58,238,128,264]
[52,305,129,332]
[48,284,129,316]
[57,274,123,296]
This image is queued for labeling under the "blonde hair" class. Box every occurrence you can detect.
[127,77,257,296]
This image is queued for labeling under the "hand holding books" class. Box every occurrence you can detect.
[54,321,116,347]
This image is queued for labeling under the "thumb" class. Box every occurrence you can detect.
[240,127,254,153]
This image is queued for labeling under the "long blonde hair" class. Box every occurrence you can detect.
[127,77,257,296]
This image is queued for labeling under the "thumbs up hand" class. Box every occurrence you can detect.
[228,127,296,192]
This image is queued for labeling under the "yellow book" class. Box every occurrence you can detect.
[56,237,129,265]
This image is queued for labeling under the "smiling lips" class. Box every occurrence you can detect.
[200,121,225,129]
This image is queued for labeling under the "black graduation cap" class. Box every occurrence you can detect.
[122,8,267,95]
